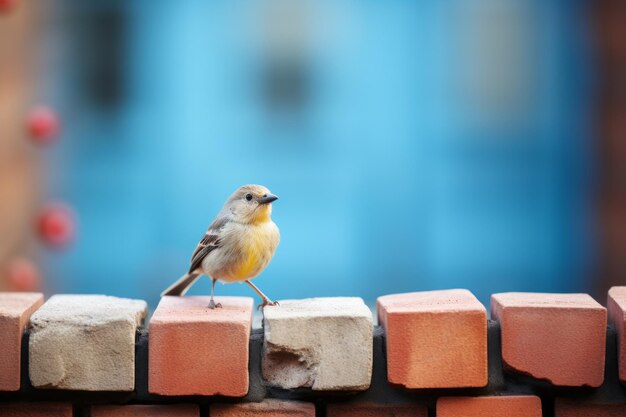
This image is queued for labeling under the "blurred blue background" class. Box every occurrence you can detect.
[29,0,598,308]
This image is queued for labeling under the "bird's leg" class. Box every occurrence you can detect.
[208,278,222,309]
[246,280,279,309]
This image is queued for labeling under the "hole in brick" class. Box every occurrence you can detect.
[262,344,319,388]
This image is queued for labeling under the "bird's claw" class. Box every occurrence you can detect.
[208,300,222,310]
[258,300,280,310]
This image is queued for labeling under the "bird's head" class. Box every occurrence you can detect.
[225,184,278,224]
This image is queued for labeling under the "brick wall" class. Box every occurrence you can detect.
[2,288,626,416]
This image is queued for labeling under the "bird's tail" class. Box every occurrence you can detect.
[161,273,201,297]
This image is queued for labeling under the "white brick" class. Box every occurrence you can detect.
[29,295,147,391]
[262,297,373,391]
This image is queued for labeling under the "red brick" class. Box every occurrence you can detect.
[0,292,44,391]
[491,292,607,387]
[377,289,487,388]
[326,402,427,417]
[91,404,199,417]
[148,296,253,396]
[437,396,542,417]
[555,399,626,417]
[0,403,72,417]
[211,399,315,417]
[608,287,626,383]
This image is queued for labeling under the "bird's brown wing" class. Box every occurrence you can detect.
[188,217,228,274]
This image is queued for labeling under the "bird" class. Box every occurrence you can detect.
[161,184,280,309]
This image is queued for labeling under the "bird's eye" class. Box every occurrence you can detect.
[245,193,253,201]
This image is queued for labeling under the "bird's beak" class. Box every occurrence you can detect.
[258,193,278,204]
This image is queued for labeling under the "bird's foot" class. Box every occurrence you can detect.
[258,299,280,310]
[208,300,222,309]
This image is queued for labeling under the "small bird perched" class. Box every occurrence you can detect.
[161,184,280,309]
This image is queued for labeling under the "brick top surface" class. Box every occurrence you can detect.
[377,289,486,313]
[437,396,542,417]
[492,292,607,387]
[211,399,315,415]
[609,287,626,314]
[491,292,604,310]
[91,404,199,417]
[150,296,253,324]
[262,297,373,391]
[326,403,428,417]
[555,399,626,417]
[0,292,44,392]
[0,293,44,318]
[148,296,253,396]
[29,295,147,326]
[0,402,73,416]
[262,297,372,320]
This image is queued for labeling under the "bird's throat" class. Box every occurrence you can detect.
[251,205,272,225]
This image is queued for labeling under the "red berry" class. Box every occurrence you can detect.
[6,258,41,292]
[27,106,60,144]
[0,0,15,13]
[37,203,75,248]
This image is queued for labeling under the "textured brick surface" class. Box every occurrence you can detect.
[28,294,147,391]
[0,292,43,391]
[437,395,542,417]
[211,399,315,416]
[555,399,626,416]
[492,292,607,387]
[377,289,487,388]
[326,402,427,417]
[608,287,626,383]
[262,297,373,391]
[91,404,199,417]
[0,403,72,417]
[149,296,253,396]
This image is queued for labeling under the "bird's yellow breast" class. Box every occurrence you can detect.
[235,243,261,278]
[230,221,279,280]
